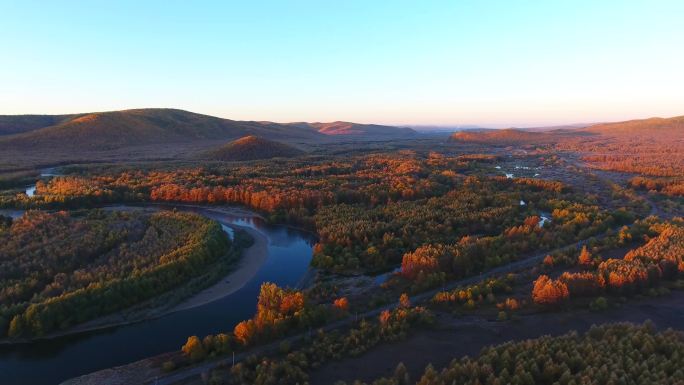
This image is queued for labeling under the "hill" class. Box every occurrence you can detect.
[556,115,684,177]
[449,128,550,144]
[586,115,684,136]
[0,109,419,153]
[0,109,325,151]
[204,136,304,161]
[289,121,416,137]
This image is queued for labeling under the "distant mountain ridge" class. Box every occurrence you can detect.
[406,125,486,132]
[0,109,415,151]
[1,109,681,152]
[288,121,416,137]
[448,115,684,145]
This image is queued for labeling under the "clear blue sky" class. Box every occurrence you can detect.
[1,1,683,127]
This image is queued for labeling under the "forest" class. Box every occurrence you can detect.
[182,292,433,385]
[629,176,684,197]
[164,218,684,385]
[0,135,682,385]
[0,209,232,338]
[337,322,684,385]
[531,220,684,306]
[0,151,631,280]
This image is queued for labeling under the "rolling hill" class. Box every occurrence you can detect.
[585,115,684,136]
[449,128,550,144]
[205,135,305,161]
[0,109,326,151]
[448,116,684,146]
[0,109,417,152]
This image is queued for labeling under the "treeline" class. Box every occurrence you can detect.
[180,282,346,364]
[338,322,684,385]
[312,176,581,273]
[0,209,231,338]
[190,295,433,385]
[532,220,684,306]
[630,176,684,197]
[432,275,517,311]
[0,169,39,189]
[1,152,469,217]
[582,153,684,177]
[312,184,518,272]
[11,152,468,213]
[397,195,626,292]
[555,127,684,177]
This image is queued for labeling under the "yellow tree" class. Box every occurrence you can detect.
[399,293,411,308]
[181,335,206,362]
[578,246,592,266]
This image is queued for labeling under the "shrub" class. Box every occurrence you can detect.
[497,311,508,321]
[161,360,176,372]
[589,297,608,311]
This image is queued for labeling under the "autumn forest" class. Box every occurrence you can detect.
[0,111,683,385]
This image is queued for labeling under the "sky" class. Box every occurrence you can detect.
[1,1,683,127]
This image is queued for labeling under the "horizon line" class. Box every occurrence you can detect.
[0,106,680,130]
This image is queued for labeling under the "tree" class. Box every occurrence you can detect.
[333,297,349,312]
[234,320,256,346]
[7,315,24,338]
[578,246,592,266]
[399,293,411,308]
[0,215,11,228]
[393,362,411,385]
[181,335,206,362]
[379,310,391,326]
[417,364,440,385]
[532,275,569,306]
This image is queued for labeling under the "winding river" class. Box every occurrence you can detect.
[0,203,316,385]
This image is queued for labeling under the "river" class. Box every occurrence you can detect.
[0,204,316,385]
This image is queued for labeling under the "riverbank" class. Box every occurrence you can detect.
[0,219,268,345]
[171,224,268,312]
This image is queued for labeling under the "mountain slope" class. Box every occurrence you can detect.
[0,109,323,150]
[0,114,78,136]
[586,116,684,136]
[205,135,304,161]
